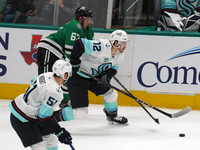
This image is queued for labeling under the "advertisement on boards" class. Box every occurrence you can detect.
[0,28,53,84]
[132,35,200,94]
[1,28,132,86]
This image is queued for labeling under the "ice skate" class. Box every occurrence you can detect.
[103,108,128,125]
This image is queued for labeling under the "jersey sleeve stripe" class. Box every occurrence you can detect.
[38,103,54,119]
[65,44,73,49]
[81,38,92,55]
[38,40,65,58]
[8,101,34,122]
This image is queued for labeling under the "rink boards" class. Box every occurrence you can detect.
[0,23,200,110]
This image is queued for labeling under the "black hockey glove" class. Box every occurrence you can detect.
[97,68,116,87]
[70,59,81,75]
[97,74,110,87]
[55,128,72,145]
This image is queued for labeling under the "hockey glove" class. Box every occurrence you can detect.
[101,74,111,83]
[70,59,81,75]
[97,74,110,87]
[97,69,116,87]
[55,128,72,145]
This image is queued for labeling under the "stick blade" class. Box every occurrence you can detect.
[171,106,191,118]
[155,118,160,124]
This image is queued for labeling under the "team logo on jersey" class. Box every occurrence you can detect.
[76,24,82,29]
[91,63,112,75]
[20,35,42,65]
[56,87,62,93]
[105,43,111,49]
[91,69,98,75]
[104,58,109,62]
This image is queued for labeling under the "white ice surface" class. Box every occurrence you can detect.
[0,99,199,150]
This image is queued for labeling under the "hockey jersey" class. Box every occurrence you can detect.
[78,38,124,76]
[37,18,94,59]
[161,0,200,17]
[8,72,63,122]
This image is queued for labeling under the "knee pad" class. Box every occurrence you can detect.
[73,107,88,119]
[43,134,58,149]
[31,141,46,150]
[101,89,118,103]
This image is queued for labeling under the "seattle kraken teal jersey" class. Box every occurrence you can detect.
[161,0,200,17]
[79,38,124,75]
[8,72,63,122]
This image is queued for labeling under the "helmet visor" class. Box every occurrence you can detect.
[83,17,93,24]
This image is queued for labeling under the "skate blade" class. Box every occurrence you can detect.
[108,121,129,126]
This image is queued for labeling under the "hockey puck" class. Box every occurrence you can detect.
[179,133,185,137]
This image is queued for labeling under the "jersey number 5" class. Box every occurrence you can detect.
[47,96,58,107]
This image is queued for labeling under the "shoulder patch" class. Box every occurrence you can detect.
[105,43,111,49]
[39,75,46,85]
[76,24,82,29]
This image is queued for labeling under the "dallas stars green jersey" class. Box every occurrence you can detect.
[37,19,94,59]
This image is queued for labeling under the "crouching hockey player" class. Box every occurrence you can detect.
[157,0,200,32]
[8,60,73,150]
[53,30,129,125]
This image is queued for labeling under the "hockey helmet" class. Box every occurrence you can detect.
[75,6,92,19]
[110,30,129,46]
[52,59,72,81]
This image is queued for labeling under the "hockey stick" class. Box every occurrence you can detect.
[52,116,75,150]
[79,71,191,119]
[113,76,191,119]
[68,141,75,150]
[78,71,159,124]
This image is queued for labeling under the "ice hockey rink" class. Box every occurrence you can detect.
[0,99,199,150]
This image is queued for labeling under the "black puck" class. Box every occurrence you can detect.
[179,133,185,137]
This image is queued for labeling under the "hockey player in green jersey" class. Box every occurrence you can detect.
[37,6,94,108]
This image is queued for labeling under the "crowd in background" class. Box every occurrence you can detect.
[0,0,80,25]
[0,0,151,28]
[1,0,200,32]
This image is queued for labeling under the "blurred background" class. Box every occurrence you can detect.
[0,0,161,29]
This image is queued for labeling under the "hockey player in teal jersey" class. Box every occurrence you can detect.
[8,60,73,150]
[157,0,200,32]
[53,30,129,125]
[37,6,94,108]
